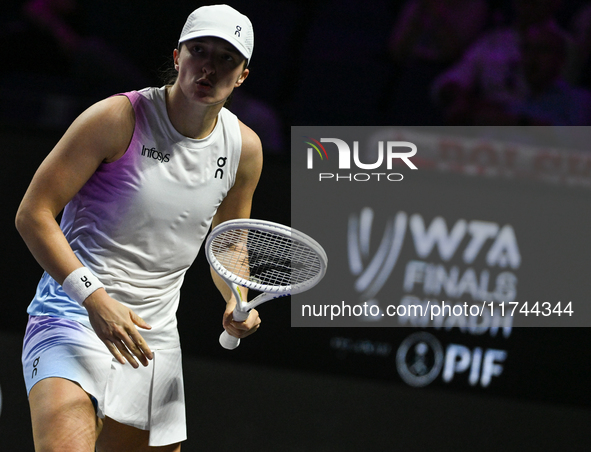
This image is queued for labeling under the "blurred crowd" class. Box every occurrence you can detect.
[2,0,591,150]
[391,0,591,126]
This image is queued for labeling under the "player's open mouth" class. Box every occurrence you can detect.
[197,79,213,87]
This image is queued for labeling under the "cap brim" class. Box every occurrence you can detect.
[178,30,251,61]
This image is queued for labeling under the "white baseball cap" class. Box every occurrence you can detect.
[178,4,254,65]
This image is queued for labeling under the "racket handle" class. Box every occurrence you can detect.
[219,331,240,349]
[219,308,249,350]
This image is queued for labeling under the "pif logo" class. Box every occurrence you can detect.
[396,332,507,388]
[303,136,417,182]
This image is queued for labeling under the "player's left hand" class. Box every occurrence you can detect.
[222,300,261,339]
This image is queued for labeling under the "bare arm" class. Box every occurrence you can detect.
[16,96,131,282]
[210,121,263,338]
[15,95,153,367]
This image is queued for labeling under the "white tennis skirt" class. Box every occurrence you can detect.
[22,315,187,447]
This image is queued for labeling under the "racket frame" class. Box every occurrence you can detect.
[205,218,327,348]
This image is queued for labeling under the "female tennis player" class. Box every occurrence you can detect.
[15,5,261,451]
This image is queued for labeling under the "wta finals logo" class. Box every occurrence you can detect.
[347,207,521,322]
[348,208,407,302]
[303,136,417,182]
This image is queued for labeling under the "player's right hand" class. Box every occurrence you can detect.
[82,289,153,368]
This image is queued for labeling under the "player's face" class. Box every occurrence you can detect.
[174,37,249,106]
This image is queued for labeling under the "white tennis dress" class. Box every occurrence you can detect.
[22,86,243,445]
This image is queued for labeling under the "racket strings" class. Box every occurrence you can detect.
[210,228,323,288]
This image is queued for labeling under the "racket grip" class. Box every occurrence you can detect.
[219,308,250,350]
[219,331,240,349]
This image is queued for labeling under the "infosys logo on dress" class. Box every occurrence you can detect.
[141,145,170,163]
[303,137,417,181]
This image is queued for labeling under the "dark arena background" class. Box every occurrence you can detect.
[1,1,590,451]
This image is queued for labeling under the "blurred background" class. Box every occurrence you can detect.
[1,0,590,450]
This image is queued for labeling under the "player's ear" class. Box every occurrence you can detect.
[173,48,180,71]
[235,68,249,87]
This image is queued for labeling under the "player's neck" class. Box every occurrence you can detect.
[165,84,222,139]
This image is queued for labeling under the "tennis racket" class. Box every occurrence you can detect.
[205,218,328,350]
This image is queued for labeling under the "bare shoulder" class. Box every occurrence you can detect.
[74,95,134,130]
[78,95,135,162]
[238,120,263,163]
[16,95,137,220]
[68,95,135,162]
[235,120,263,186]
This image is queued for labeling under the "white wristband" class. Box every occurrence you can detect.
[62,267,104,306]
